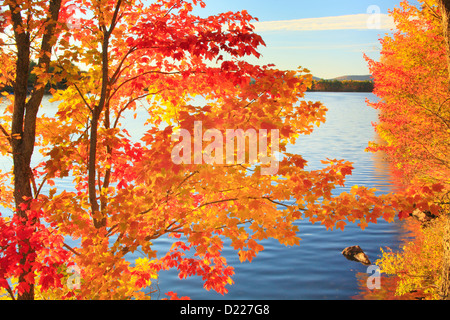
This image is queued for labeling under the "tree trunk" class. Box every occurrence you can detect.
[88,0,122,229]
[440,0,450,84]
[88,32,110,229]
[10,8,34,300]
[437,0,450,300]
[8,0,62,300]
[441,216,450,300]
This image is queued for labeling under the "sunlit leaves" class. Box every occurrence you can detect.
[376,217,445,300]
[365,0,450,184]
[363,0,450,300]
[0,201,72,297]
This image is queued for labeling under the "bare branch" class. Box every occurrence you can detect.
[109,46,138,85]
[112,90,166,128]
[107,0,123,36]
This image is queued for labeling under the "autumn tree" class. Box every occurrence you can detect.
[35,0,340,299]
[435,0,450,300]
[0,0,74,300]
[365,0,450,299]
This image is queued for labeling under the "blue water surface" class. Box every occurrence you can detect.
[0,92,411,300]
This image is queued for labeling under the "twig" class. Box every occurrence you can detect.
[34,175,48,199]
[262,197,294,208]
[0,124,12,145]
[4,282,15,300]
[63,243,80,256]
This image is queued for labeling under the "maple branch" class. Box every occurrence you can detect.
[129,171,200,220]
[34,175,48,199]
[109,221,182,264]
[424,1,440,19]
[89,0,124,228]
[261,197,293,208]
[63,243,80,256]
[163,2,179,18]
[172,218,256,235]
[438,96,450,113]
[208,185,249,193]
[239,164,255,171]
[3,281,15,300]
[144,221,183,241]
[243,92,264,109]
[214,219,254,232]
[30,168,38,199]
[105,224,119,238]
[28,15,51,46]
[176,171,199,190]
[112,91,165,128]
[409,135,450,170]
[109,46,138,85]
[111,70,183,100]
[0,41,17,47]
[108,0,123,35]
[73,83,94,113]
[97,170,102,197]
[197,198,239,209]
[410,95,450,130]
[52,56,94,113]
[0,124,12,145]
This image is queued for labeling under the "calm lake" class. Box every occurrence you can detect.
[1,92,411,300]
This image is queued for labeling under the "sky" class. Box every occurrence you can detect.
[192,0,422,79]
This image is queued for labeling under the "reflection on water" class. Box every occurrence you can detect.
[0,92,411,300]
[352,218,425,300]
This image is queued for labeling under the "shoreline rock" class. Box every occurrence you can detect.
[342,246,372,266]
[410,209,438,225]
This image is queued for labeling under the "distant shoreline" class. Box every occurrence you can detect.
[1,77,375,95]
[307,79,374,93]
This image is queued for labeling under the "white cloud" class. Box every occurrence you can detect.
[253,14,396,32]
[269,42,380,51]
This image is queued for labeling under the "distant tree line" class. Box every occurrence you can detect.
[308,79,374,92]
[1,71,374,94]
[1,61,67,94]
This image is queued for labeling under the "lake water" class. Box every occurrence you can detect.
[0,92,411,300]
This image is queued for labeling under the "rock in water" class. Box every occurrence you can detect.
[342,246,372,265]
